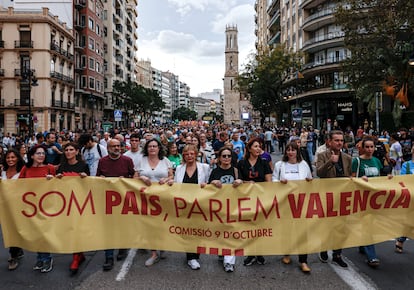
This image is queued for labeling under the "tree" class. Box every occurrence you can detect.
[113,80,165,125]
[237,45,301,125]
[172,107,197,121]
[336,0,414,127]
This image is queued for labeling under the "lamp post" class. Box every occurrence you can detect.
[21,69,38,137]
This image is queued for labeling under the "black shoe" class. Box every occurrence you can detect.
[103,257,114,271]
[16,249,24,259]
[243,256,256,266]
[332,255,348,267]
[40,258,53,273]
[117,249,128,261]
[218,255,224,262]
[358,246,365,254]
[257,256,266,265]
[319,251,328,263]
[33,260,43,271]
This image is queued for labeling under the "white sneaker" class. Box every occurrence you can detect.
[187,259,200,270]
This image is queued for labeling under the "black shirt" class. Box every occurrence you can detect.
[209,166,236,184]
[183,168,198,184]
[237,158,271,182]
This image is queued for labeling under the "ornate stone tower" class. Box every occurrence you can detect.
[223,25,241,125]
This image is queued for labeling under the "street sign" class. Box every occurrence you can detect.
[114,110,122,122]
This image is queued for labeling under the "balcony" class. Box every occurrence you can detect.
[302,32,345,53]
[74,22,85,30]
[50,42,74,61]
[74,0,86,9]
[302,8,335,32]
[14,99,34,106]
[50,71,75,84]
[51,99,62,108]
[15,40,33,48]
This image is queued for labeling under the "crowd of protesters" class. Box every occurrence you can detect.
[0,122,414,274]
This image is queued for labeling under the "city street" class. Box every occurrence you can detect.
[1,152,413,290]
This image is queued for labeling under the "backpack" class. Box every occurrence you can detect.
[82,143,103,158]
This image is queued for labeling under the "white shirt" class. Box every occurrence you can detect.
[124,150,143,171]
[83,143,108,176]
[137,156,172,182]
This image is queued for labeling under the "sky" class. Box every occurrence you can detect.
[137,0,256,97]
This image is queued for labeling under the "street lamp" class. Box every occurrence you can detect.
[21,69,38,137]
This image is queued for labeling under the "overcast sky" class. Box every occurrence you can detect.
[137,0,256,97]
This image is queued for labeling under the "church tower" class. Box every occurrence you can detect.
[223,25,241,125]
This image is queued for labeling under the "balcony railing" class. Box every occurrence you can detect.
[303,32,345,47]
[50,42,74,61]
[303,8,335,26]
[74,0,86,9]
[15,40,33,48]
[14,99,34,106]
[50,71,75,84]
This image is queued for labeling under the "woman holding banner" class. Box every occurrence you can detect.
[209,146,243,273]
[174,144,210,270]
[136,138,174,267]
[56,142,89,275]
[237,137,272,266]
[351,136,392,268]
[272,141,313,273]
[19,144,56,273]
[1,149,26,270]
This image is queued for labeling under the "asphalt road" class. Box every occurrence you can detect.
[1,151,413,289]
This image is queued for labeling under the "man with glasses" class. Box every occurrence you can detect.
[316,130,352,268]
[96,139,136,271]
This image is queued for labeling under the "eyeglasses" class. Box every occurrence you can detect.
[221,154,232,158]
[109,145,121,148]
[148,145,158,148]
[34,152,45,155]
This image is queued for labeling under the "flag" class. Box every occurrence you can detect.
[296,71,304,79]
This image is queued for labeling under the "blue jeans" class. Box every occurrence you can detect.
[37,252,52,262]
[105,249,114,258]
[363,245,377,260]
[307,142,314,163]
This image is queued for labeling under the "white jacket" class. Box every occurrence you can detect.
[272,160,312,182]
[174,162,210,184]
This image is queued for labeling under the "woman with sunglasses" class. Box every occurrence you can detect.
[2,149,26,270]
[208,146,243,273]
[174,144,210,270]
[237,137,272,266]
[19,144,55,273]
[56,142,89,275]
[272,141,313,273]
[136,138,174,267]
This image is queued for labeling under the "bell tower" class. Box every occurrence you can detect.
[223,25,240,125]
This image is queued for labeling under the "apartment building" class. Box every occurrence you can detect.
[103,0,138,126]
[137,59,153,89]
[74,0,105,131]
[0,7,75,135]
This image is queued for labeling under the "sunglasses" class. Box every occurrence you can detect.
[221,154,232,158]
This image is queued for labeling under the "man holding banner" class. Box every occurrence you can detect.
[316,130,351,268]
[96,138,136,271]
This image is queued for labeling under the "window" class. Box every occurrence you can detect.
[89,77,95,89]
[96,24,100,36]
[88,18,94,30]
[81,76,87,88]
[81,55,87,68]
[96,61,101,73]
[88,37,95,50]
[89,57,95,70]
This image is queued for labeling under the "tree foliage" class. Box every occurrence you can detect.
[335,0,414,126]
[172,107,197,121]
[113,80,165,125]
[237,45,301,124]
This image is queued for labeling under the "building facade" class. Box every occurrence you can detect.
[102,0,138,127]
[74,0,105,131]
[0,7,75,135]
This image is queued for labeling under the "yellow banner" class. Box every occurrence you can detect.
[0,176,413,256]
